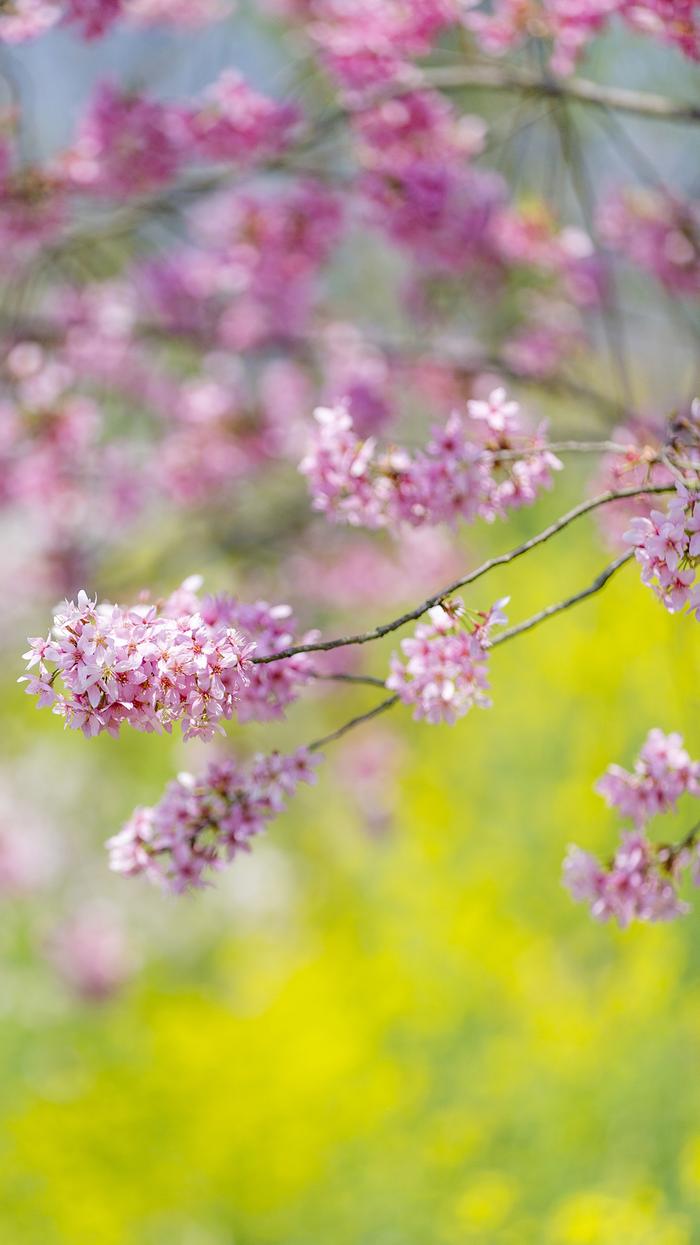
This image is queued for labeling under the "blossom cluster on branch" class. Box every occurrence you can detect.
[21,580,315,740]
[564,730,700,926]
[5,0,700,934]
[107,749,320,892]
[301,388,562,530]
[386,596,507,723]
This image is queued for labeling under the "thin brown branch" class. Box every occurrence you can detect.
[252,482,674,666]
[308,694,400,751]
[491,550,634,646]
[303,549,638,751]
[418,65,700,125]
[311,671,388,689]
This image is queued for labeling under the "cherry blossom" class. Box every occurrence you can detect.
[596,728,700,825]
[300,388,562,531]
[107,749,320,892]
[624,481,700,614]
[386,596,508,724]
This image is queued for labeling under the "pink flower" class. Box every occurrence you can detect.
[46,904,134,1000]
[300,388,562,532]
[386,596,508,724]
[61,83,191,196]
[186,70,300,165]
[599,188,700,296]
[108,748,321,892]
[563,832,689,927]
[596,728,700,825]
[21,579,318,738]
[624,481,700,614]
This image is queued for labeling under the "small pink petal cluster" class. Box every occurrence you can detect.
[60,74,298,198]
[46,904,134,1001]
[563,833,689,927]
[492,205,604,308]
[61,83,192,196]
[353,91,600,315]
[22,580,316,738]
[0,0,223,42]
[564,729,700,926]
[22,588,254,740]
[624,481,700,614]
[300,387,562,531]
[107,749,320,892]
[147,180,343,349]
[355,90,505,275]
[598,188,700,296]
[464,0,699,75]
[596,728,700,825]
[386,596,508,724]
[308,0,458,93]
[590,418,674,548]
[185,70,300,164]
[176,586,317,722]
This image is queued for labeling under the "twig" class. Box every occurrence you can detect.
[416,66,700,125]
[491,550,634,646]
[252,482,674,665]
[303,549,638,752]
[308,695,400,751]
[311,671,388,689]
[494,439,639,460]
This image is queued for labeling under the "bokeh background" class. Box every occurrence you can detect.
[2,6,700,1243]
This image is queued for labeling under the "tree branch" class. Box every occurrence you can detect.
[252,483,674,666]
[417,65,700,125]
[491,549,634,646]
[303,549,640,752]
[308,694,400,751]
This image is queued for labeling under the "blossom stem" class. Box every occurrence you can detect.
[491,551,634,646]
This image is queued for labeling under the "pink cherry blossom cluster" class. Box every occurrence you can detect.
[300,387,562,531]
[625,481,700,614]
[60,74,298,198]
[597,728,700,825]
[563,833,690,926]
[0,0,224,43]
[307,0,458,93]
[165,581,317,722]
[590,419,674,547]
[598,188,700,296]
[46,904,134,1000]
[145,180,343,349]
[564,729,700,926]
[464,0,699,75]
[22,579,317,738]
[107,748,320,892]
[386,596,508,724]
[22,588,255,740]
[492,204,604,308]
[186,69,300,164]
[352,89,505,275]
